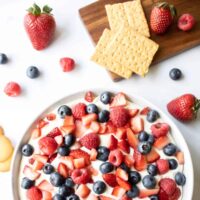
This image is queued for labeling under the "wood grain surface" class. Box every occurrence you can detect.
[79,0,200,82]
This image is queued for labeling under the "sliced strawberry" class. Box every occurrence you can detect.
[156,159,169,174]
[32,160,44,171]
[74,120,88,138]
[130,117,144,133]
[134,149,147,171]
[54,135,64,146]
[26,186,42,200]
[70,141,82,150]
[60,156,74,170]
[37,119,49,129]
[176,151,184,164]
[60,125,76,135]
[48,153,57,163]
[90,121,100,133]
[76,184,91,198]
[70,149,90,165]
[85,91,95,102]
[33,154,48,164]
[63,115,75,126]
[110,93,127,107]
[42,190,52,200]
[46,113,56,121]
[112,186,126,198]
[139,188,159,198]
[126,128,138,148]
[58,163,69,178]
[116,127,127,140]
[122,195,131,200]
[100,196,115,200]
[87,193,99,200]
[146,148,160,163]
[29,158,35,165]
[153,136,170,149]
[109,149,124,167]
[116,168,128,181]
[88,165,99,176]
[23,165,41,180]
[47,127,62,138]
[38,180,54,192]
[82,113,98,126]
[31,128,41,139]
[128,109,139,117]
[118,140,130,153]
[107,135,118,150]
[99,123,107,134]
[116,177,131,191]
[124,155,135,168]
[140,107,150,115]
[90,148,98,161]
[102,173,118,188]
[106,121,117,133]
[74,158,86,169]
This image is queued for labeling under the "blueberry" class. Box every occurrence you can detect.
[163,143,177,156]
[53,194,65,200]
[126,186,139,198]
[119,163,130,173]
[129,171,141,184]
[65,178,75,188]
[0,53,8,64]
[21,177,35,189]
[142,175,156,189]
[58,105,72,118]
[50,172,65,187]
[97,146,110,161]
[66,194,80,200]
[59,185,73,197]
[148,135,155,145]
[21,144,34,157]
[150,195,159,200]
[100,92,112,104]
[169,68,182,80]
[86,104,99,114]
[98,110,110,123]
[138,131,149,142]
[175,172,186,186]
[147,110,159,123]
[138,141,152,155]
[26,66,40,79]
[43,163,55,174]
[93,181,106,194]
[65,134,75,147]
[147,164,158,176]
[168,159,178,170]
[58,145,70,156]
[100,162,114,174]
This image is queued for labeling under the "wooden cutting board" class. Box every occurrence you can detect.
[79,0,200,82]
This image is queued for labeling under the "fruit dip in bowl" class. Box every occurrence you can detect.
[12,90,193,200]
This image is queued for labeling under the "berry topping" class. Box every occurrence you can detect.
[58,185,73,197]
[147,164,158,176]
[100,162,114,174]
[26,66,40,79]
[93,181,107,194]
[100,91,112,104]
[60,57,75,72]
[26,186,42,200]
[50,172,65,187]
[107,135,118,150]
[66,194,80,200]
[151,123,170,138]
[43,163,55,174]
[110,92,127,107]
[21,144,34,157]
[163,143,177,156]
[126,186,139,198]
[71,168,91,184]
[142,175,157,189]
[128,171,141,185]
[98,110,110,123]
[64,134,75,147]
[159,178,176,195]
[178,13,196,31]
[169,68,182,80]
[175,172,186,186]
[168,159,178,170]
[4,81,21,97]
[76,184,90,198]
[58,105,72,118]
[58,145,70,156]
[72,103,86,119]
[156,159,169,174]
[0,53,8,64]
[21,177,35,189]
[102,173,118,187]
[138,131,149,142]
[97,146,110,161]
[65,178,75,188]
[86,104,99,114]
[70,149,90,165]
[147,110,159,123]
[118,140,130,154]
[133,149,147,171]
[108,149,124,167]
[85,91,95,103]
[58,163,69,178]
[53,194,65,200]
[138,141,152,155]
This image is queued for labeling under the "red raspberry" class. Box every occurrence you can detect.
[159,178,176,195]
[85,91,95,102]
[156,159,169,174]
[26,186,42,200]
[60,57,75,72]
[110,106,130,128]
[71,168,91,184]
[170,187,181,200]
[4,81,21,97]
[72,103,86,119]
[151,123,170,138]
[178,14,196,32]
[38,136,58,155]
[158,188,169,200]
[108,149,124,166]
[102,173,118,187]
[79,132,100,150]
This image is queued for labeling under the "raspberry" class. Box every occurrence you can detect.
[60,57,75,72]
[102,173,118,187]
[178,14,196,32]
[79,132,100,150]
[71,168,91,184]
[158,188,169,200]
[26,187,42,200]
[156,159,169,174]
[85,91,95,102]
[4,82,21,97]
[108,149,124,166]
[47,127,62,138]
[159,178,176,195]
[170,187,181,200]
[72,103,87,119]
[110,107,130,128]
[151,123,170,138]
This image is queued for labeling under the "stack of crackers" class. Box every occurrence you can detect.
[91,0,159,79]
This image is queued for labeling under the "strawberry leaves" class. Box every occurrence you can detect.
[27,4,53,16]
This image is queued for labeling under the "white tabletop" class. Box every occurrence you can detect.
[0,0,199,199]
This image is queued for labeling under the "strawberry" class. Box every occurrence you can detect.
[60,125,76,135]
[23,165,41,180]
[112,186,126,198]
[73,158,86,169]
[71,168,91,184]
[133,149,147,171]
[116,168,128,181]
[102,173,118,187]
[70,149,90,165]
[153,136,170,149]
[33,154,48,164]
[126,128,138,148]
[48,153,57,163]
[150,2,176,34]
[106,121,117,133]
[38,136,58,155]
[63,115,75,126]
[31,128,41,139]
[140,107,150,115]
[58,163,69,178]
[139,189,159,198]
[116,177,131,191]
[156,159,169,174]
[169,187,181,200]
[108,149,124,167]
[54,135,64,146]
[124,155,135,168]
[4,82,21,97]
[159,178,176,196]
[90,121,100,133]
[85,91,95,102]
[116,128,127,140]
[72,103,87,119]
[46,113,56,121]
[128,109,139,117]
[146,148,160,163]
[110,107,130,128]
[74,120,88,138]
[118,140,130,153]
[130,117,144,133]
[32,161,44,171]
[70,141,81,150]
[59,156,74,170]
[167,94,200,121]
[107,135,118,150]
[100,196,115,200]
[90,148,98,161]
[178,14,196,32]
[24,4,56,50]
[176,151,184,164]
[88,165,99,176]
[122,195,131,200]
[110,93,127,107]
[79,132,100,150]
[37,119,49,129]
[26,186,42,200]
[47,127,62,138]
[151,123,170,138]
[60,57,75,72]
[76,184,91,198]
[42,190,52,200]
[82,113,98,126]
[38,180,54,192]
[158,188,169,200]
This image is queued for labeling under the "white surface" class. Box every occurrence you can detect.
[0,0,199,199]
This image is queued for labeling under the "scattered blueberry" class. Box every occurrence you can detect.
[43,163,55,174]
[58,185,73,197]
[138,131,149,142]
[169,68,182,80]
[126,186,139,198]
[97,146,110,161]
[129,171,141,185]
[66,194,80,200]
[119,163,130,173]
[175,172,186,186]
[93,181,106,194]
[58,145,70,156]
[138,141,152,155]
[147,110,159,123]
[53,194,65,200]
[147,164,158,176]
[26,66,40,79]
[98,110,110,123]
[65,134,75,147]
[163,143,177,156]
[86,104,99,114]
[65,178,75,188]
[100,162,114,174]
[148,135,155,145]
[150,195,159,200]
[100,91,112,104]
[58,105,72,118]
[0,53,8,64]
[21,177,35,189]
[50,172,65,187]
[21,144,34,157]
[168,159,178,170]
[142,175,156,189]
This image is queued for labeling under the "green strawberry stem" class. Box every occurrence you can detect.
[156,2,177,19]
[27,3,53,16]
[194,98,200,117]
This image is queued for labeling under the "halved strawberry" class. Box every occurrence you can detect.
[107,135,118,150]
[37,119,49,129]
[33,154,48,164]
[70,141,82,150]
[74,120,88,138]
[116,177,131,191]
[146,148,160,163]
[74,158,86,169]
[99,123,107,134]
[23,165,41,180]
[124,155,135,168]
[90,148,97,161]
[122,195,131,200]
[58,163,69,178]
[32,160,44,171]
[156,159,169,174]
[116,168,128,181]
[82,113,98,126]
[54,135,64,146]
[112,186,126,198]
[42,190,52,200]
[87,165,99,176]
[128,109,139,117]
[154,136,170,149]
[126,128,138,148]
[90,121,100,133]
[60,125,76,135]
[110,93,127,107]
[102,173,118,188]
[140,107,150,115]
[38,180,54,192]
[116,128,127,140]
[118,140,130,153]
[70,149,90,165]
[76,184,91,198]
[100,196,115,200]
[134,149,147,171]
[46,113,56,121]
[87,193,99,200]
[48,153,57,163]
[59,156,74,170]
[26,186,42,200]
[106,121,117,133]
[130,117,144,133]
[176,151,184,164]
[47,127,62,138]
[31,128,41,139]
[139,189,159,198]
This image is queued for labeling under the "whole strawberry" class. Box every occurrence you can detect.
[167,94,200,121]
[150,2,176,34]
[24,4,56,50]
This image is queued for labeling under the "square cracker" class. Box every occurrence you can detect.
[91,29,132,79]
[106,26,159,76]
[105,0,150,37]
